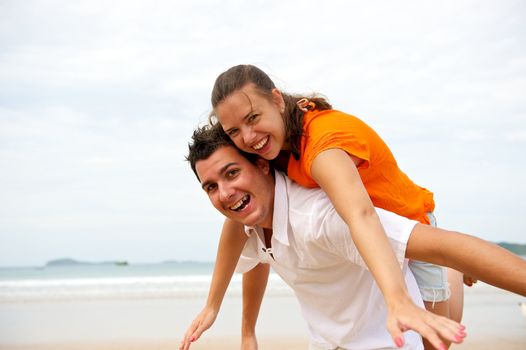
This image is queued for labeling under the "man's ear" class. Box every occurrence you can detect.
[255,158,270,175]
[271,88,285,112]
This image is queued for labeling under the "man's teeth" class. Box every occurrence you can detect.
[253,137,268,151]
[230,195,249,211]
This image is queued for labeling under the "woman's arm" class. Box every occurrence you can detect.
[406,224,526,296]
[180,218,248,350]
[311,149,464,350]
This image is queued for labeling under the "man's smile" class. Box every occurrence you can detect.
[229,194,250,211]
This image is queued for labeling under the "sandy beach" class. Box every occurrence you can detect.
[2,336,525,350]
[0,283,524,350]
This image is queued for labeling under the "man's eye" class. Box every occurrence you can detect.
[205,184,217,193]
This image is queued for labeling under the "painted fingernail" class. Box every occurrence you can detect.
[190,336,196,342]
[439,344,447,350]
[459,324,466,330]
[395,337,404,347]
[455,334,464,342]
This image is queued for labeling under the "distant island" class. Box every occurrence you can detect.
[43,258,216,267]
[43,243,525,268]
[497,242,526,256]
[161,260,214,265]
[45,258,129,267]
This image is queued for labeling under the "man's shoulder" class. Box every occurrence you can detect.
[276,171,338,229]
[277,171,353,259]
[277,171,327,209]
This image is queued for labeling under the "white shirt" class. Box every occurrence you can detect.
[236,171,424,350]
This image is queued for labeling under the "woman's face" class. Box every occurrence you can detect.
[215,83,288,160]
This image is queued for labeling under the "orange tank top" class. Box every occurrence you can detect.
[287,109,435,224]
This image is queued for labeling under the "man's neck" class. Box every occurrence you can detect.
[263,228,273,249]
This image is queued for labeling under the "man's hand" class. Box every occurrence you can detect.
[386,295,466,350]
[179,306,218,350]
[463,274,478,287]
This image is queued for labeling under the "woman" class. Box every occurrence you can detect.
[188,64,465,350]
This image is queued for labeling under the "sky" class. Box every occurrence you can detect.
[1,0,525,267]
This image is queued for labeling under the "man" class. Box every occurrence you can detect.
[181,125,525,350]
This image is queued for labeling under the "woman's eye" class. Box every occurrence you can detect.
[248,114,258,123]
[227,129,239,137]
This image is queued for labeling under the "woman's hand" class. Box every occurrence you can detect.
[386,295,466,350]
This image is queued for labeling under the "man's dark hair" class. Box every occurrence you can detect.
[186,124,259,180]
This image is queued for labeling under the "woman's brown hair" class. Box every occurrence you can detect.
[210,64,332,160]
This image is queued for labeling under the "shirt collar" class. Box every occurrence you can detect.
[271,170,290,246]
[243,170,290,246]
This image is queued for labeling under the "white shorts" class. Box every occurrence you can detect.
[408,212,451,303]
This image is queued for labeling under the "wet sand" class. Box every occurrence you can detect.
[0,283,524,350]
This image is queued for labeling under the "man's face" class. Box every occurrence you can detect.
[195,146,274,228]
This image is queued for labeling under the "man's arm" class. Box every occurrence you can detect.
[241,263,270,350]
[180,219,247,350]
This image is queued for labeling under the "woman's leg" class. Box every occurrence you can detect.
[410,213,461,349]
[447,269,464,322]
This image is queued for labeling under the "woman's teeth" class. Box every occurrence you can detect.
[252,137,268,151]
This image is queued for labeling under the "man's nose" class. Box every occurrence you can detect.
[219,184,234,202]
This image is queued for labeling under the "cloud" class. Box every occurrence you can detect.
[505,130,526,142]
[1,0,526,265]
[455,129,490,141]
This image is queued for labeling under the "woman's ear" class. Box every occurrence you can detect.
[255,158,271,175]
[271,88,285,112]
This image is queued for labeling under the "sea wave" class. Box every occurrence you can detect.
[0,274,293,302]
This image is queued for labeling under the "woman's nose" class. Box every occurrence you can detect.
[241,127,257,145]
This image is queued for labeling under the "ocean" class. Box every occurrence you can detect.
[0,262,293,303]
[0,262,303,346]
[0,262,524,347]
